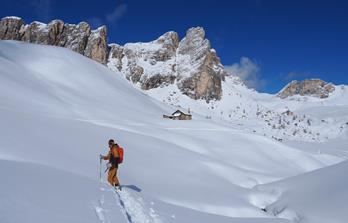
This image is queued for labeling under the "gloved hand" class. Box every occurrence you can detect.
[99,154,103,160]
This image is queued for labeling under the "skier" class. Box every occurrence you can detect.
[100,139,123,190]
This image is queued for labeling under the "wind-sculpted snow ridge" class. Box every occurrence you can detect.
[250,160,348,223]
[0,41,346,223]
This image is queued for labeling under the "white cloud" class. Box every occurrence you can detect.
[224,57,266,90]
[106,3,127,25]
[85,4,127,29]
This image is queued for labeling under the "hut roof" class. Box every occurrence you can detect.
[172,110,185,116]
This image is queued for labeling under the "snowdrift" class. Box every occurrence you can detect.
[252,160,348,223]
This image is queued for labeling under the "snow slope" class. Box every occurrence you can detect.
[0,40,345,223]
[251,160,348,223]
[146,75,348,143]
[0,159,124,223]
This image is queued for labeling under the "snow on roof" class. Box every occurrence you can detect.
[172,110,191,116]
[172,110,183,115]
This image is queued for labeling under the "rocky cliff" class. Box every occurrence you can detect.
[108,27,225,101]
[278,79,335,99]
[0,16,225,102]
[0,16,107,64]
[107,31,179,90]
[176,27,225,100]
[0,16,23,40]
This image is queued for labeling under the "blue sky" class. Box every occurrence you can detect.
[1,0,348,93]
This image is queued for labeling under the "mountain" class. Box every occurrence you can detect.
[0,16,224,102]
[1,16,347,144]
[108,27,225,101]
[0,16,107,64]
[277,79,336,99]
[145,74,348,142]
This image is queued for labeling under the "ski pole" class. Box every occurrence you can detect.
[99,155,102,182]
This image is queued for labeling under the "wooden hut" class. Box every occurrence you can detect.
[163,110,192,120]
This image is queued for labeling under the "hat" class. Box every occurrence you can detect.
[108,139,115,145]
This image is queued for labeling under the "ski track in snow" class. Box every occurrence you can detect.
[113,187,162,223]
[94,186,112,223]
[96,182,161,223]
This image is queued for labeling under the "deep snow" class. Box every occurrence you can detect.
[252,160,348,223]
[0,40,347,223]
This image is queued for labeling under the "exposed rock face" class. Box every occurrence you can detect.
[20,20,65,45]
[47,20,65,45]
[176,27,225,100]
[0,16,23,40]
[59,22,91,55]
[108,27,225,101]
[0,16,106,64]
[1,16,225,101]
[278,79,335,99]
[84,26,107,64]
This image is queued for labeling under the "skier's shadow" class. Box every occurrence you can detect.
[121,185,142,192]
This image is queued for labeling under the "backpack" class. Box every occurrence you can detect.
[118,147,124,164]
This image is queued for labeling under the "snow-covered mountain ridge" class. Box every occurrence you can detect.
[146,75,348,142]
[1,16,347,142]
[107,27,225,102]
[0,16,225,102]
[0,16,107,64]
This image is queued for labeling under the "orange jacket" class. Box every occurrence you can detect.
[103,145,119,160]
